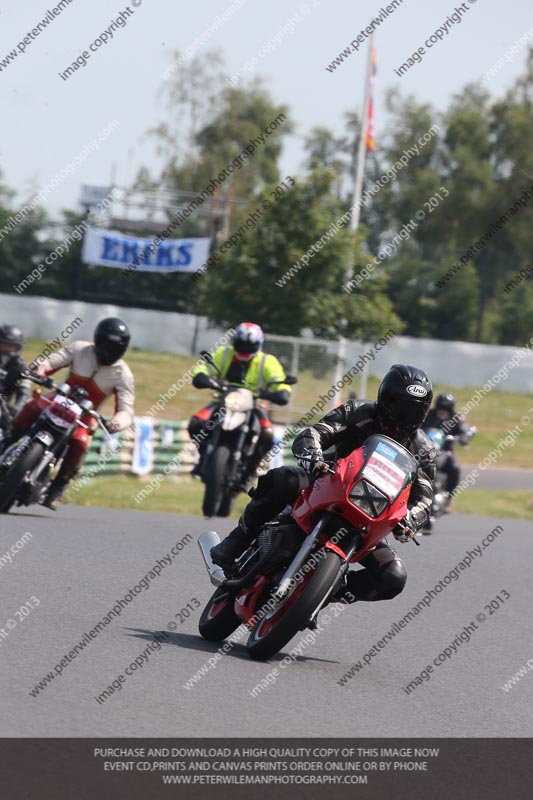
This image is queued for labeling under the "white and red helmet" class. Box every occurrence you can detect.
[233,322,264,362]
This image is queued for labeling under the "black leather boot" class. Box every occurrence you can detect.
[43,466,79,511]
[210,516,254,571]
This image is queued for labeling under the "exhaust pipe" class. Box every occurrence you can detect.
[198,531,226,587]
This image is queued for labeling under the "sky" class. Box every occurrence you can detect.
[1,0,532,219]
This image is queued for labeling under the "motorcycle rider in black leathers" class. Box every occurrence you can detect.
[423,392,474,502]
[0,324,31,437]
[211,364,436,604]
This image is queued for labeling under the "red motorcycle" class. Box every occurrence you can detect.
[0,375,110,513]
[198,434,420,661]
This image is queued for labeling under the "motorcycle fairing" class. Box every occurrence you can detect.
[221,388,255,431]
[292,435,417,543]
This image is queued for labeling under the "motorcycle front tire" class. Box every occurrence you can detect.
[246,549,343,661]
[202,444,232,517]
[0,441,46,513]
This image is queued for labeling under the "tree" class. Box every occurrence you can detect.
[302,127,346,197]
[358,73,533,344]
[149,51,293,215]
[198,169,401,341]
[0,174,50,296]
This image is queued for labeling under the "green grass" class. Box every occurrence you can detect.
[67,474,248,517]
[22,336,533,468]
[67,475,533,522]
[455,490,533,521]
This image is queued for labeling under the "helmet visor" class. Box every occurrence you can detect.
[95,338,128,365]
[0,341,21,353]
[382,396,429,431]
[233,338,260,355]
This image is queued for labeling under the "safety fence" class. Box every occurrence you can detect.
[4,292,533,392]
[78,419,299,482]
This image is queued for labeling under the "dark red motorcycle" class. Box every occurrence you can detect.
[198,433,420,661]
[0,375,109,513]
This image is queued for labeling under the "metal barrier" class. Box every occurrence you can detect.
[79,420,300,481]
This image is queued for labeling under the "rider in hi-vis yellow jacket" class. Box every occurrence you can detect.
[188,322,292,478]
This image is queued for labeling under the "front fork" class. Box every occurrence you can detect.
[272,514,331,602]
[29,448,59,490]
[226,409,259,489]
[272,514,361,621]
[202,425,220,471]
[28,428,72,498]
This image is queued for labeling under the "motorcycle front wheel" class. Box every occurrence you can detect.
[246,549,342,661]
[202,444,233,517]
[217,491,236,518]
[0,441,46,513]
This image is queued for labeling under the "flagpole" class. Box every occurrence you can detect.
[349,33,375,404]
[350,32,375,235]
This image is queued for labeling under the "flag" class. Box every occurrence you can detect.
[365,97,375,152]
[350,35,377,234]
[365,46,377,152]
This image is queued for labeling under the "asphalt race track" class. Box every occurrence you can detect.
[466,466,533,490]
[1,504,531,738]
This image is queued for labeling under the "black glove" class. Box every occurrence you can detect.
[258,387,277,401]
[296,448,326,475]
[392,511,416,543]
[258,387,290,405]
[192,372,221,391]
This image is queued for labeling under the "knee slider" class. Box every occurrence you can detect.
[379,558,407,599]
[275,466,304,502]
[255,466,300,506]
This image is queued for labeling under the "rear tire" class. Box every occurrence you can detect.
[246,549,342,661]
[202,445,233,517]
[198,587,240,641]
[0,441,46,513]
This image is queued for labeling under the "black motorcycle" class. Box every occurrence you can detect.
[0,368,14,445]
[0,375,109,513]
[197,352,297,518]
[422,425,476,533]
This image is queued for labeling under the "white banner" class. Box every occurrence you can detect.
[131,417,154,476]
[81,227,211,273]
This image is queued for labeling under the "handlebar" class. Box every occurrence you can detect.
[85,411,115,441]
[396,519,420,545]
[25,372,114,441]
[296,455,336,474]
[25,372,55,389]
[210,382,262,400]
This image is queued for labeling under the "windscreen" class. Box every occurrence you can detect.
[359,435,418,501]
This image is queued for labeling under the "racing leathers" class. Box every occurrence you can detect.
[212,399,436,603]
[0,354,31,427]
[423,408,471,494]
[10,340,135,503]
